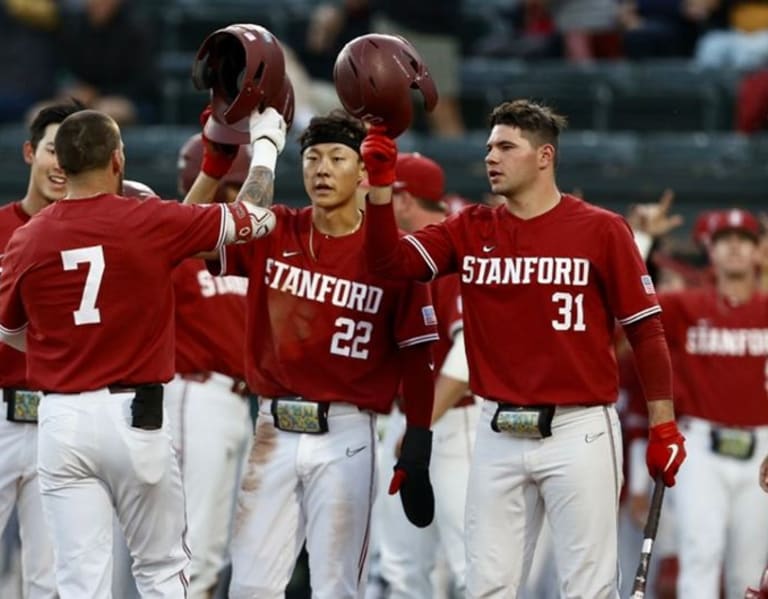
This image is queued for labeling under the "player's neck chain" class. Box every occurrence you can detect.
[309,210,364,262]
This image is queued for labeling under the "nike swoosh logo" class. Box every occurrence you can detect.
[482,245,495,253]
[282,250,300,258]
[664,443,679,471]
[346,445,367,458]
[585,432,606,443]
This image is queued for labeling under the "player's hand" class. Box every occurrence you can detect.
[361,125,397,187]
[745,566,768,599]
[626,189,683,239]
[759,454,768,493]
[646,421,686,487]
[388,426,434,528]
[249,106,286,154]
[199,104,238,179]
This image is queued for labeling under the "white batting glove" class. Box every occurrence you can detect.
[249,106,286,154]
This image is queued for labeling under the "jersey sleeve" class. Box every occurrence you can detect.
[393,280,440,348]
[599,215,661,325]
[365,201,458,281]
[147,199,227,265]
[211,241,257,278]
[0,233,29,336]
[405,212,466,280]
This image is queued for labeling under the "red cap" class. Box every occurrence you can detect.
[393,153,445,203]
[701,209,761,243]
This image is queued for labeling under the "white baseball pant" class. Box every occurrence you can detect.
[676,417,768,599]
[36,389,190,599]
[229,399,378,599]
[378,402,479,598]
[466,401,623,599]
[0,407,56,598]
[164,373,252,597]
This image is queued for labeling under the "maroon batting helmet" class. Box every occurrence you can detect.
[333,33,438,138]
[193,24,287,143]
[122,180,158,200]
[204,73,295,145]
[177,133,252,202]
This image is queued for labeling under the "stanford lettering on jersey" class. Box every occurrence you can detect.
[686,326,768,356]
[462,256,590,286]
[197,270,248,297]
[265,258,383,314]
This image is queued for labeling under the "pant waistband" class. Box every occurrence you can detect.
[179,372,249,398]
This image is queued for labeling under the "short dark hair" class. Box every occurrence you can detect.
[489,100,567,151]
[28,100,85,150]
[55,110,121,176]
[298,109,366,155]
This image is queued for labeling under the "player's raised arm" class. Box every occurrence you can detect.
[361,127,455,282]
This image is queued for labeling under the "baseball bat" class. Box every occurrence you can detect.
[630,476,666,599]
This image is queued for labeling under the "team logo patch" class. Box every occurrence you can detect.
[421,305,437,326]
[641,274,656,295]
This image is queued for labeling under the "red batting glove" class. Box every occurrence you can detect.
[646,421,686,487]
[360,125,397,187]
[199,105,238,179]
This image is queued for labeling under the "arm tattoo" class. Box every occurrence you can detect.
[237,166,275,208]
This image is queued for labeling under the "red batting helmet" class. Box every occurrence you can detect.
[333,33,438,138]
[193,24,287,142]
[203,73,295,145]
[122,180,158,200]
[177,133,252,202]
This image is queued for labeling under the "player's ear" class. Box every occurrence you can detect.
[111,148,123,175]
[22,141,34,166]
[538,143,555,169]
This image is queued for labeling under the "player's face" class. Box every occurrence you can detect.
[25,124,67,204]
[709,230,759,277]
[485,125,542,197]
[391,189,412,230]
[302,143,364,210]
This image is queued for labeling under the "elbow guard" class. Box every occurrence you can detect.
[225,202,276,243]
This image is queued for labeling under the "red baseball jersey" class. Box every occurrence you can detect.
[400,194,660,406]
[0,202,30,388]
[0,195,226,392]
[214,204,438,412]
[431,274,463,373]
[173,258,247,379]
[659,288,768,426]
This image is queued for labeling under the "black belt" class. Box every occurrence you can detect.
[43,385,140,395]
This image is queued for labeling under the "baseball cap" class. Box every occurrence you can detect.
[702,209,761,243]
[393,153,445,203]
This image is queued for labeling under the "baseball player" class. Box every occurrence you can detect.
[0,100,83,599]
[0,109,276,599]
[652,209,768,599]
[163,134,253,598]
[376,152,479,598]
[361,99,687,598]
[188,107,439,599]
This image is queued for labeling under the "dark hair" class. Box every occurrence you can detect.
[489,100,567,152]
[28,100,85,150]
[54,110,121,176]
[298,109,366,155]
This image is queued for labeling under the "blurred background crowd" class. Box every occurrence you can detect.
[0,0,766,226]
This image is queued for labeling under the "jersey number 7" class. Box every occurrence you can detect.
[60,245,105,326]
